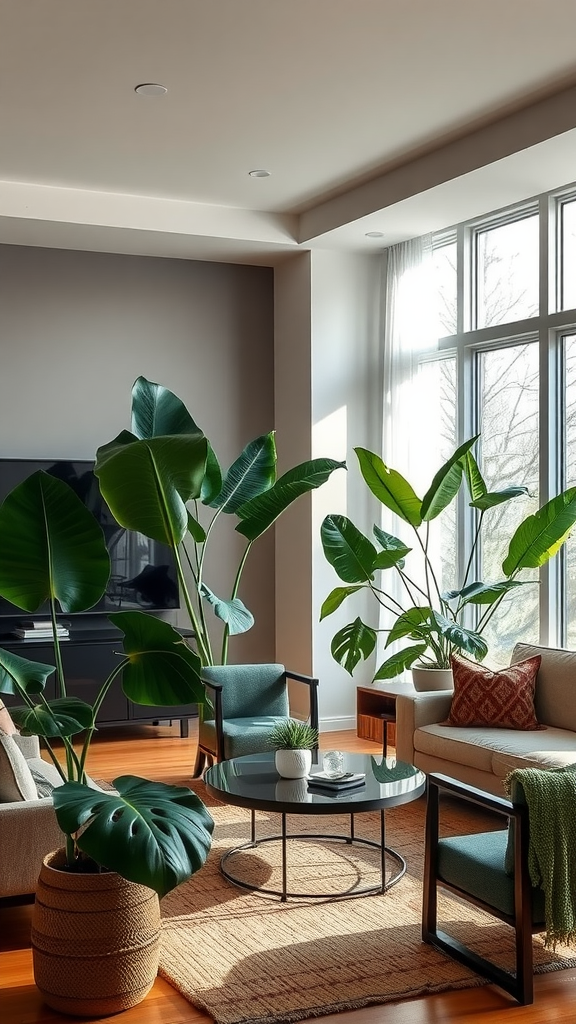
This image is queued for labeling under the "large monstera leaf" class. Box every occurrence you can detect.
[109,611,206,707]
[95,432,208,546]
[53,775,214,897]
[330,617,376,675]
[0,646,54,698]
[0,471,110,613]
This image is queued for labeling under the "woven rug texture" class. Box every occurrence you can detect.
[159,784,576,1024]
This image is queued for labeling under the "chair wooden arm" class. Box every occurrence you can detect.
[202,679,225,763]
[427,772,515,818]
[285,670,319,736]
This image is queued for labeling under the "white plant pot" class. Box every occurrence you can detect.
[411,664,454,692]
[275,748,312,779]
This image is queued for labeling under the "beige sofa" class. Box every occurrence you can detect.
[396,642,576,795]
[0,733,104,903]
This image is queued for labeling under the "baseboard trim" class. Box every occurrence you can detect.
[319,715,356,732]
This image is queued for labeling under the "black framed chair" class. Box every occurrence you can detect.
[422,772,551,1005]
[192,663,319,777]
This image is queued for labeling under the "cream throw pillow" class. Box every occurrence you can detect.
[0,727,38,801]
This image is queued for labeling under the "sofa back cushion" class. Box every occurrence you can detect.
[511,643,576,731]
[0,727,38,801]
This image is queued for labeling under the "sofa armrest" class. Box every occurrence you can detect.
[13,733,41,758]
[396,691,453,765]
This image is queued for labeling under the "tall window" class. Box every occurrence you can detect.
[410,185,576,663]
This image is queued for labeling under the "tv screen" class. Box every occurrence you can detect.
[0,459,180,618]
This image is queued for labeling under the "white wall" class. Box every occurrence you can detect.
[0,243,276,663]
[273,248,383,730]
[310,249,383,730]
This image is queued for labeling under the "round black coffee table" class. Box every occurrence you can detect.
[203,751,425,901]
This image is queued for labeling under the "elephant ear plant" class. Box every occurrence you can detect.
[0,470,213,897]
[320,436,576,681]
[94,376,346,668]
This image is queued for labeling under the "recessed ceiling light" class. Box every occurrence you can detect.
[365,230,384,238]
[135,83,168,96]
[248,169,271,178]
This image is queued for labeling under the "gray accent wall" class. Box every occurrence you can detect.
[0,243,275,663]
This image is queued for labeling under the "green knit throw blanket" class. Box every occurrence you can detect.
[505,763,576,949]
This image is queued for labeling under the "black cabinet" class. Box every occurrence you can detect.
[0,622,198,737]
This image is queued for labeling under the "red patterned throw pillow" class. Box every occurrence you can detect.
[445,653,542,730]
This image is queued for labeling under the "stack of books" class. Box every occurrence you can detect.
[13,620,70,640]
[307,770,366,793]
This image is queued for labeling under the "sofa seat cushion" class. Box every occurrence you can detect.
[491,728,576,778]
[415,722,576,778]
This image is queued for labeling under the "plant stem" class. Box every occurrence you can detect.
[173,542,212,665]
[221,540,252,665]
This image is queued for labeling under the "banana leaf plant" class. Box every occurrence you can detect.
[94,376,346,667]
[0,471,213,896]
[320,436,576,680]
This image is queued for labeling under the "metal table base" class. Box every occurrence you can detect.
[219,808,406,901]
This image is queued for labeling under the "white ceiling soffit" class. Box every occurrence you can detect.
[2,0,576,263]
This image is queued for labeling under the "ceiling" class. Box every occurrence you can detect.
[3,0,576,265]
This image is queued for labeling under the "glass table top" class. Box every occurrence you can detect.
[204,751,426,814]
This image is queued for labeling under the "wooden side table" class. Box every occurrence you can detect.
[356,680,416,754]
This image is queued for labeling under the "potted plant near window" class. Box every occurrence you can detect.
[268,719,319,779]
[320,436,576,689]
[0,471,214,1016]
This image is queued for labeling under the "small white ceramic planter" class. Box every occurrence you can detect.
[411,665,454,692]
[275,748,312,779]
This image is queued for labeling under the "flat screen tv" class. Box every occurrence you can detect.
[0,459,180,618]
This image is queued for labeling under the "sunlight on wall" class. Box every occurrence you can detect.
[312,404,348,528]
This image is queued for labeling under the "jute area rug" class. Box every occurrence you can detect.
[159,782,576,1024]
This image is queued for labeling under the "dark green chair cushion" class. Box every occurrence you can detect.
[202,664,289,720]
[438,829,546,923]
[200,715,299,759]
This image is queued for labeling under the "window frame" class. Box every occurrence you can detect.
[425,182,576,649]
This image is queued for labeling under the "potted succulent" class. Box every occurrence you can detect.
[268,719,319,779]
[94,375,346,669]
[0,469,214,1016]
[320,436,576,687]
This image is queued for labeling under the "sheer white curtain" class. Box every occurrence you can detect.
[377,234,439,672]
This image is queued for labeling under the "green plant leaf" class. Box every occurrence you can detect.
[372,526,411,569]
[454,579,532,606]
[131,376,203,439]
[373,645,427,680]
[187,511,207,543]
[470,486,529,510]
[53,775,214,898]
[319,585,364,620]
[502,487,576,575]
[95,433,208,546]
[209,433,277,512]
[109,611,206,706]
[330,618,376,675]
[461,451,487,503]
[420,435,478,521]
[11,698,95,738]
[385,607,433,647]
[354,448,422,527]
[200,443,223,505]
[320,515,377,583]
[236,459,346,541]
[0,472,110,613]
[433,612,488,659]
[199,584,254,635]
[0,646,54,697]
[268,719,318,750]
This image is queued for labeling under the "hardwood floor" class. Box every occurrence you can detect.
[2,722,575,1023]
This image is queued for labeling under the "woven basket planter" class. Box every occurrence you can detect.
[32,849,161,1017]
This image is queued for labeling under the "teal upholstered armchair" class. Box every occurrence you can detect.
[192,663,319,777]
[422,772,554,1005]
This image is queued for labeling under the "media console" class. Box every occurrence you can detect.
[0,619,198,738]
